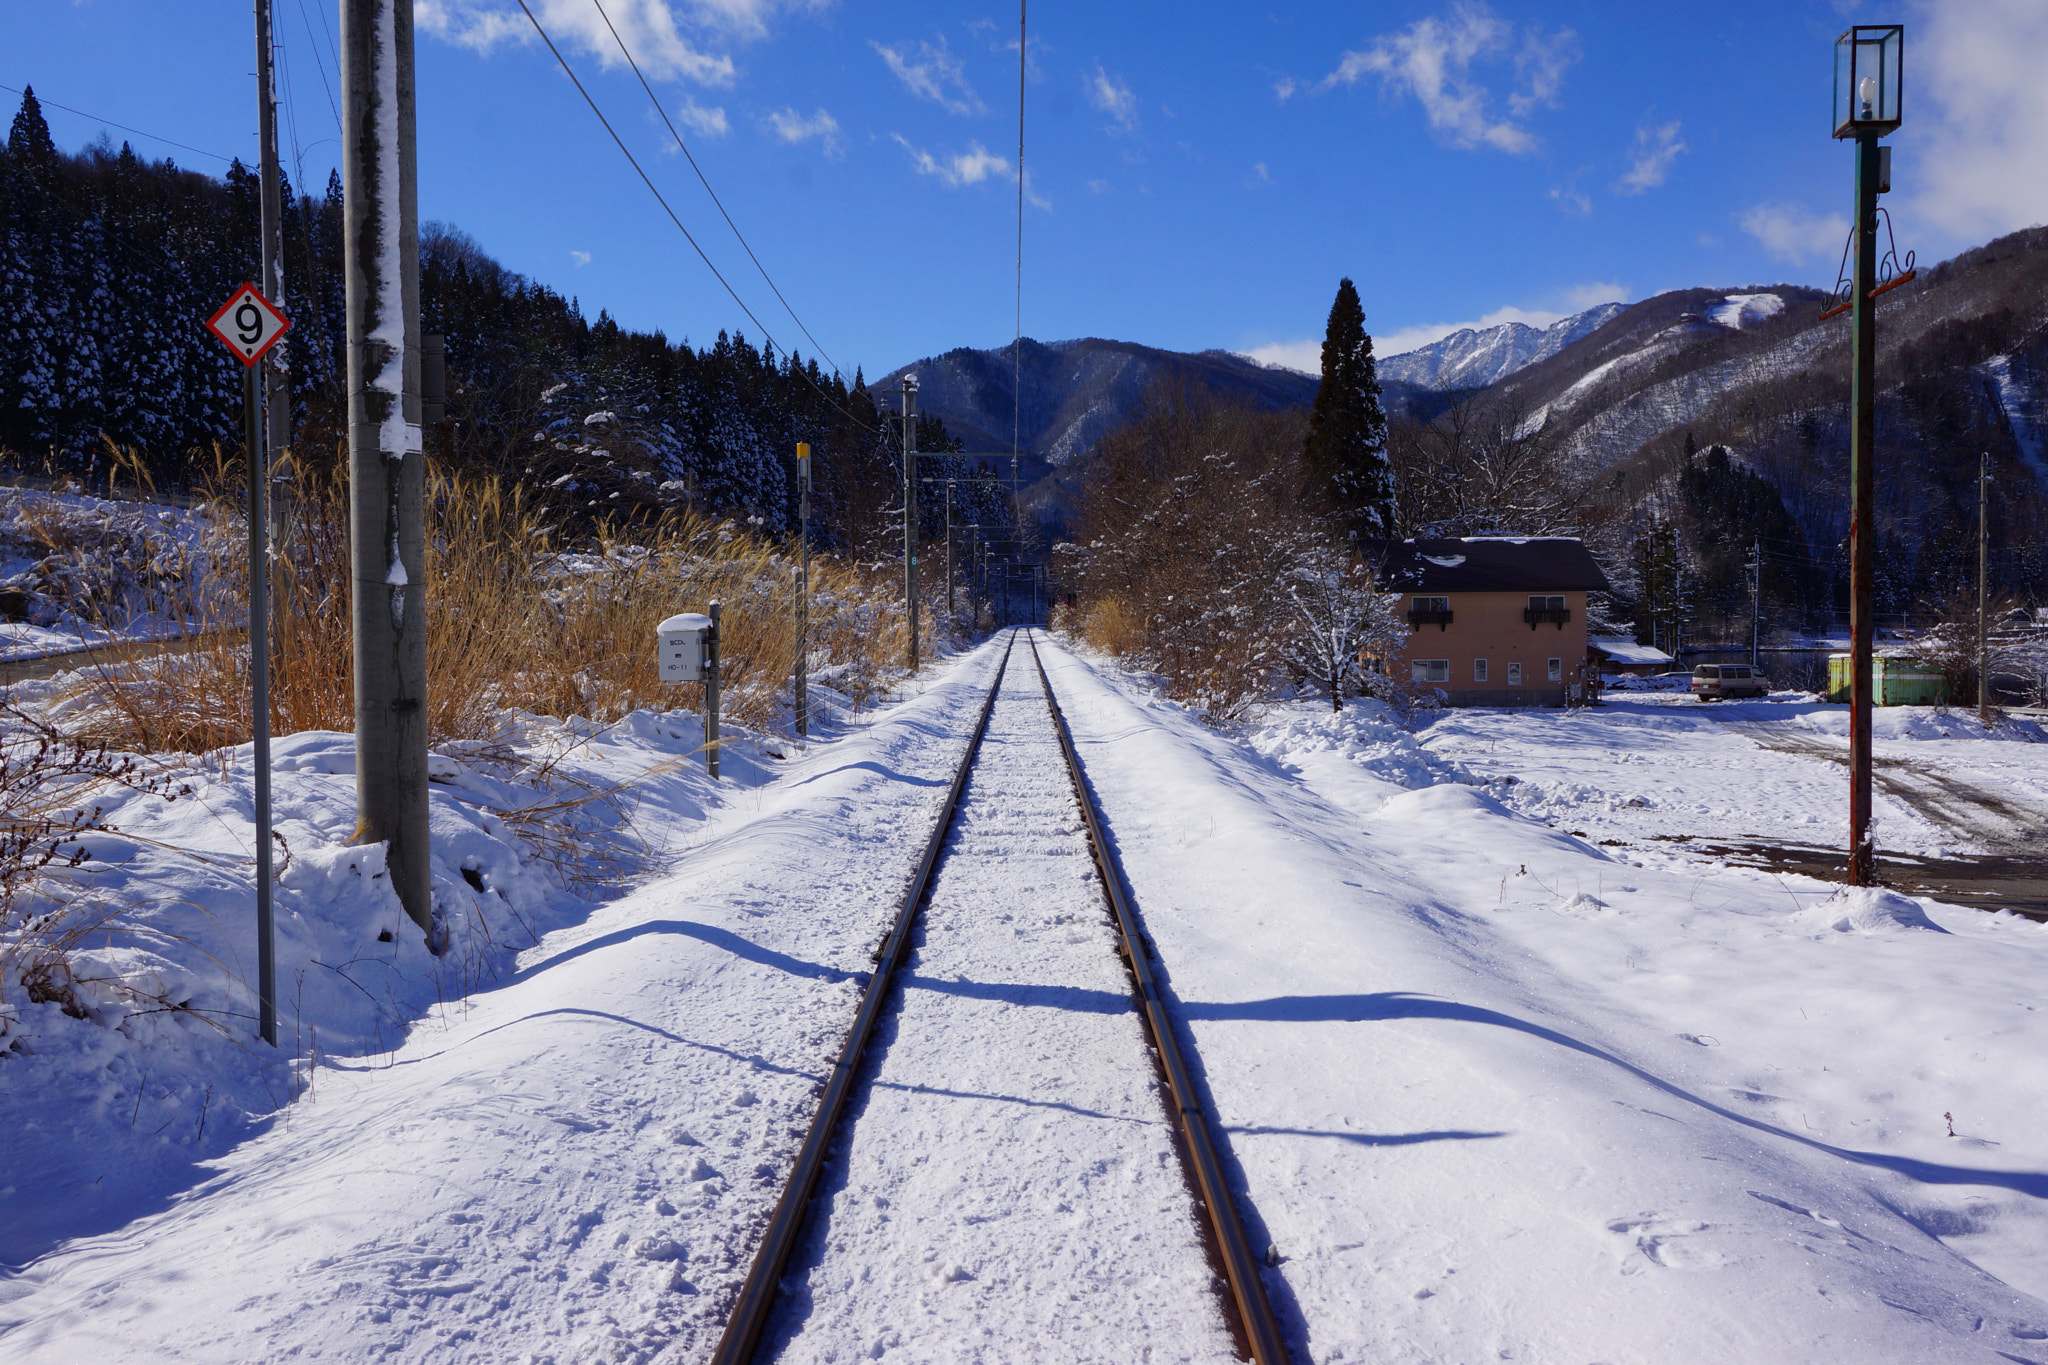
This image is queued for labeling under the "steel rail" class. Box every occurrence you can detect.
[1027,630,1293,1365]
[710,630,1018,1365]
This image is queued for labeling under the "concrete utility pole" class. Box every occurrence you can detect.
[1979,450,1992,724]
[342,0,432,939]
[795,443,810,737]
[901,375,919,672]
[1750,536,1762,669]
[943,480,955,619]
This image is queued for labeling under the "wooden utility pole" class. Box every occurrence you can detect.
[342,0,431,939]
[255,0,290,539]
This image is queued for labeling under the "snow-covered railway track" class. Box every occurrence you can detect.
[712,630,1285,1364]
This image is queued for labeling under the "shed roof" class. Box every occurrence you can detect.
[1365,537,1611,593]
[1588,637,1672,665]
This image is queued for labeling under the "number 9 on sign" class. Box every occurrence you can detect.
[206,283,292,365]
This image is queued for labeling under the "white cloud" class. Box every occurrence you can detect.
[673,95,729,139]
[1739,203,1850,265]
[1086,178,1111,194]
[1253,162,1271,183]
[1242,340,1323,375]
[1549,184,1591,216]
[1322,1,1577,155]
[570,249,592,267]
[892,133,1010,187]
[416,0,743,86]
[871,36,986,116]
[1616,120,1684,195]
[763,107,842,157]
[1086,63,1139,134]
[1908,0,2048,240]
[1273,76,1299,103]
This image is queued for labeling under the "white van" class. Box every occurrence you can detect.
[1691,663,1770,700]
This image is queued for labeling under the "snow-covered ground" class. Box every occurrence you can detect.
[0,487,218,662]
[4,636,2046,1362]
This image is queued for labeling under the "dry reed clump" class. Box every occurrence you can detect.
[1073,595,1148,659]
[53,460,920,754]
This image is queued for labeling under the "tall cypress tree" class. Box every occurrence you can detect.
[1302,277,1393,538]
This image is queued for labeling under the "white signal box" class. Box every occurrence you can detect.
[657,613,713,682]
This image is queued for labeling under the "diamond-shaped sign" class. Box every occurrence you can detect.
[205,283,292,366]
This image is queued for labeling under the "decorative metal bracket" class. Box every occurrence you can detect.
[1819,206,1917,321]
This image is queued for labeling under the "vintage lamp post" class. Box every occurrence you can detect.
[1833,24,1904,886]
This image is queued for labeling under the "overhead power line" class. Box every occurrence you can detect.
[587,0,847,385]
[512,0,869,428]
[0,82,232,163]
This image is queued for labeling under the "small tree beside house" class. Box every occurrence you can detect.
[1276,542,1409,710]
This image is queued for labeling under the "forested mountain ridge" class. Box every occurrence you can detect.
[1436,231,2048,639]
[0,88,1002,553]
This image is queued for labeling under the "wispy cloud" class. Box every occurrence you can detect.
[1616,120,1684,195]
[672,94,729,139]
[417,0,749,86]
[1086,62,1139,134]
[763,106,842,157]
[871,35,986,115]
[1273,76,1299,103]
[892,133,1009,187]
[1321,1,1577,155]
[1549,184,1592,216]
[570,249,592,268]
[1739,203,1849,264]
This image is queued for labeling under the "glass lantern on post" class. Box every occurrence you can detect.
[1833,25,1902,139]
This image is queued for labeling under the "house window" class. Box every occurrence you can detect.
[1473,658,1488,683]
[1529,595,1565,612]
[1409,595,1453,628]
[1414,596,1449,613]
[1524,594,1571,629]
[1507,661,1523,686]
[1411,659,1449,683]
[1548,657,1562,682]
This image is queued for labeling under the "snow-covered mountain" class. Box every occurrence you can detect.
[1377,302,1630,391]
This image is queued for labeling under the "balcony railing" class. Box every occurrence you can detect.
[1408,608,1454,629]
[1524,607,1572,628]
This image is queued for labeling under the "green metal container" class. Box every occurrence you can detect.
[1826,653,1949,705]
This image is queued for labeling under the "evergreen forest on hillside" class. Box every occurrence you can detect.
[0,89,1005,554]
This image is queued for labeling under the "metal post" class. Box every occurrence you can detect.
[242,364,276,1047]
[944,480,955,620]
[901,376,919,672]
[1979,450,1991,724]
[1847,130,1879,886]
[706,600,722,779]
[342,0,431,937]
[796,443,810,737]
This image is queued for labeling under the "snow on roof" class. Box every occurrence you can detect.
[1421,554,1467,567]
[1368,537,1610,593]
[1589,637,1673,665]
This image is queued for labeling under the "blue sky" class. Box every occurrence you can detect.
[9,1,2047,379]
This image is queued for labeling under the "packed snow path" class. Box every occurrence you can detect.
[757,638,1237,1361]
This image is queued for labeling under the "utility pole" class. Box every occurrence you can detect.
[256,0,291,549]
[1750,536,1762,669]
[900,375,919,673]
[342,0,431,939]
[944,479,955,620]
[796,443,810,737]
[1979,450,1991,724]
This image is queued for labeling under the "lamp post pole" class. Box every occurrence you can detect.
[1846,127,1879,886]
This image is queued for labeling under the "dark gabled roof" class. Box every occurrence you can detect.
[1364,537,1611,593]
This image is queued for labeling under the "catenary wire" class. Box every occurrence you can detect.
[0,82,231,163]
[586,0,849,385]
[513,0,872,430]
